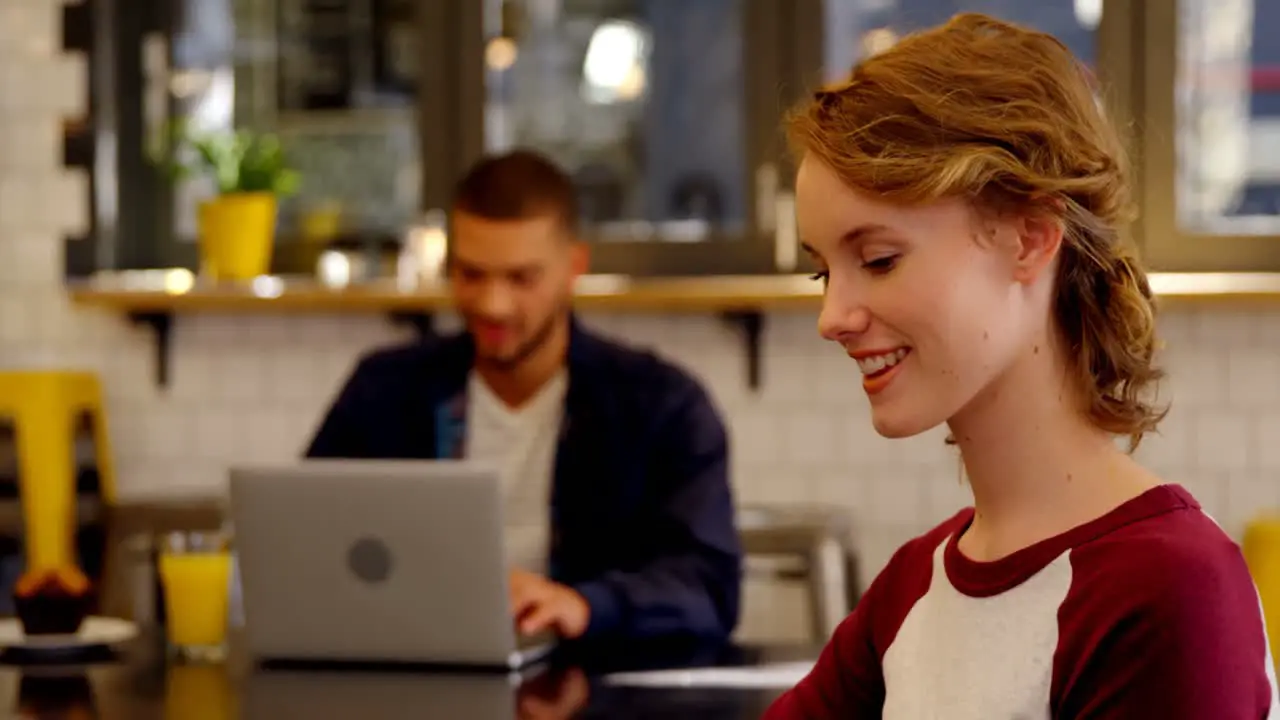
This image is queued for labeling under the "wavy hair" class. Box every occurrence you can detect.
[787,13,1166,450]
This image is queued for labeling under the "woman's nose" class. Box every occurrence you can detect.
[817,284,872,342]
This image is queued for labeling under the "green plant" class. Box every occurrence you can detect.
[153,120,300,197]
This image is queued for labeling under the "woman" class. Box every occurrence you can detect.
[766,13,1278,719]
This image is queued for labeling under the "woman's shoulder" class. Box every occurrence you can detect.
[1068,483,1253,598]
[1057,482,1266,659]
[1052,486,1277,715]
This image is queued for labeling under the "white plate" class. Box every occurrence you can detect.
[0,617,138,651]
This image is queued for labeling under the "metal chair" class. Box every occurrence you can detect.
[737,505,860,641]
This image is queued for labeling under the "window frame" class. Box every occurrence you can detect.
[423,0,805,277]
[72,0,851,278]
[1133,0,1280,271]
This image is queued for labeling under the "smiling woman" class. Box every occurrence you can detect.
[791,15,1162,447]
[766,12,1280,720]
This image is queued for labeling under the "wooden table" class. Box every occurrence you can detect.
[1,634,817,718]
[70,499,818,717]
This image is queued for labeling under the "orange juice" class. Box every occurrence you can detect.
[159,551,232,648]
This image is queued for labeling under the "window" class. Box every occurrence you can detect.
[94,0,426,274]
[788,0,1130,278]
[81,0,827,277]
[1175,0,1269,233]
[439,0,796,275]
[819,0,1100,82]
[483,0,747,244]
[1138,0,1280,271]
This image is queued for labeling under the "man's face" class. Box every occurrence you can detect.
[448,210,585,370]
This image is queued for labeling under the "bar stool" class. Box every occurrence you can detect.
[0,371,116,572]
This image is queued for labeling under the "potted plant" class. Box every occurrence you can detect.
[155,122,300,281]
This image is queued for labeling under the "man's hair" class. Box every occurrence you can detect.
[451,149,579,232]
[787,13,1165,451]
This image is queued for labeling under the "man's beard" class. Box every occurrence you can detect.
[472,295,572,373]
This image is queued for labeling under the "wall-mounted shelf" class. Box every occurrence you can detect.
[68,272,817,390]
[69,271,1280,389]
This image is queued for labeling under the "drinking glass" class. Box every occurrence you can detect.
[158,530,233,663]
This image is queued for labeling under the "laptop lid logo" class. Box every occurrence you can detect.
[348,536,393,584]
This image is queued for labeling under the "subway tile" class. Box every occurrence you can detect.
[1163,347,1228,409]
[1193,411,1253,471]
[0,177,38,232]
[779,411,841,467]
[141,405,195,461]
[1254,413,1280,471]
[865,469,928,529]
[1136,405,1195,473]
[36,168,88,235]
[1226,472,1280,538]
[0,1,59,59]
[12,229,64,286]
[922,473,974,524]
[1226,352,1280,409]
[0,118,59,171]
[0,301,36,356]
[42,53,86,117]
[1193,308,1259,347]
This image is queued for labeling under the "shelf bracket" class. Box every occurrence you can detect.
[128,312,174,388]
[388,311,436,338]
[720,310,765,390]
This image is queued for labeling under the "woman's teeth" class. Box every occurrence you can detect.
[857,348,909,376]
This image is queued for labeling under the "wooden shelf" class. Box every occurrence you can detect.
[68,271,1280,315]
[67,271,823,391]
[67,270,1280,390]
[67,272,826,313]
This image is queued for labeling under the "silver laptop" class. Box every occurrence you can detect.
[228,459,556,670]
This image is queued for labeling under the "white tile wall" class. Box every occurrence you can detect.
[5,0,1280,641]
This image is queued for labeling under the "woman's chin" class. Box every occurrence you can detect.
[870,406,943,440]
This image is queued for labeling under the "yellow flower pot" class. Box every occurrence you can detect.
[197,192,278,281]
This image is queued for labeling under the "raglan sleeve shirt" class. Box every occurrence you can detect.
[765,485,1279,719]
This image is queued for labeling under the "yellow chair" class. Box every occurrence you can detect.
[1243,515,1280,663]
[0,371,116,572]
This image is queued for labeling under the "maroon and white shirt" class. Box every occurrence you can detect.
[766,485,1279,719]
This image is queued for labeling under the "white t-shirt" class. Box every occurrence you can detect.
[464,370,567,574]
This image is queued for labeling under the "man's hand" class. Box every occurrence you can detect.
[509,569,591,639]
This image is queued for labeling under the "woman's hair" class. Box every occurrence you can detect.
[786,13,1166,450]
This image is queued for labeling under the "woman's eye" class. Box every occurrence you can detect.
[863,255,898,274]
[808,270,829,284]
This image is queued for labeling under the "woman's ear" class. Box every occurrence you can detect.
[1011,215,1063,285]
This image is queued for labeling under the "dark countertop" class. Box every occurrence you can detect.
[2,634,817,718]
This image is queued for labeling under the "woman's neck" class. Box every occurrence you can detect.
[947,337,1159,561]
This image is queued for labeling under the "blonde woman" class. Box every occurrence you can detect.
[767,13,1279,719]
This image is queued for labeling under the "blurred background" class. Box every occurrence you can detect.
[3,0,1279,645]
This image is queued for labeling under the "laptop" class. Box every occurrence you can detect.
[228,459,557,670]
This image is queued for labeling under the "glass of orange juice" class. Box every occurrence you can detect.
[158,530,233,663]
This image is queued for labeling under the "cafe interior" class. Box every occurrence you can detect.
[2,0,1279,716]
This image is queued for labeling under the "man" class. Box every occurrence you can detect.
[306,150,742,643]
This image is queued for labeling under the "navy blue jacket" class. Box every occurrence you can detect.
[305,319,742,641]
